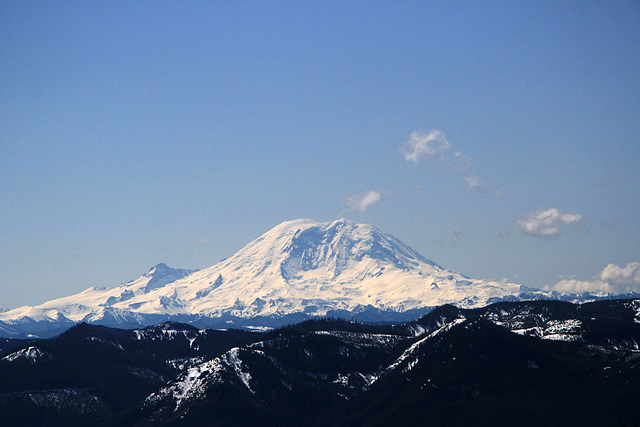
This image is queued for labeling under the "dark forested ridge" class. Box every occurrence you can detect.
[1,299,639,426]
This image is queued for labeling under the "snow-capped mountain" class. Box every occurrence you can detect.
[0,263,196,337]
[0,218,525,337]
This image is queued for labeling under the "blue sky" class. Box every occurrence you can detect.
[1,1,639,308]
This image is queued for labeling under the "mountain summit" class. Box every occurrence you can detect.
[176,218,521,317]
[0,219,523,337]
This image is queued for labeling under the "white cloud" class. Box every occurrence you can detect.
[551,262,640,294]
[401,130,451,164]
[516,208,583,238]
[346,190,383,212]
[401,129,494,196]
[401,130,491,195]
[552,278,608,293]
[599,262,640,284]
[465,176,486,193]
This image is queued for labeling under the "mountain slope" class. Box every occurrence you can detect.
[1,219,525,337]
[131,298,640,426]
[131,219,521,316]
[0,322,261,426]
[0,264,196,337]
[345,300,640,427]
[1,299,639,426]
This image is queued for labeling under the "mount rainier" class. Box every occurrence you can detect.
[1,218,529,337]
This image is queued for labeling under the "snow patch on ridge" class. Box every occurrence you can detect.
[2,346,52,363]
[133,328,205,349]
[512,319,583,341]
[382,318,466,377]
[632,300,640,324]
[145,347,257,412]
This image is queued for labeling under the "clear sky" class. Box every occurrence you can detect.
[1,1,639,308]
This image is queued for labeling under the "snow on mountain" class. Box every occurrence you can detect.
[0,264,195,336]
[127,218,521,317]
[145,346,257,413]
[0,219,524,336]
[2,345,52,363]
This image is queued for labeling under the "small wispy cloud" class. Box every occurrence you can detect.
[600,216,623,229]
[465,176,486,193]
[550,262,640,294]
[346,190,383,213]
[454,151,472,170]
[516,208,583,238]
[401,130,451,164]
[401,129,490,196]
[450,227,466,246]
